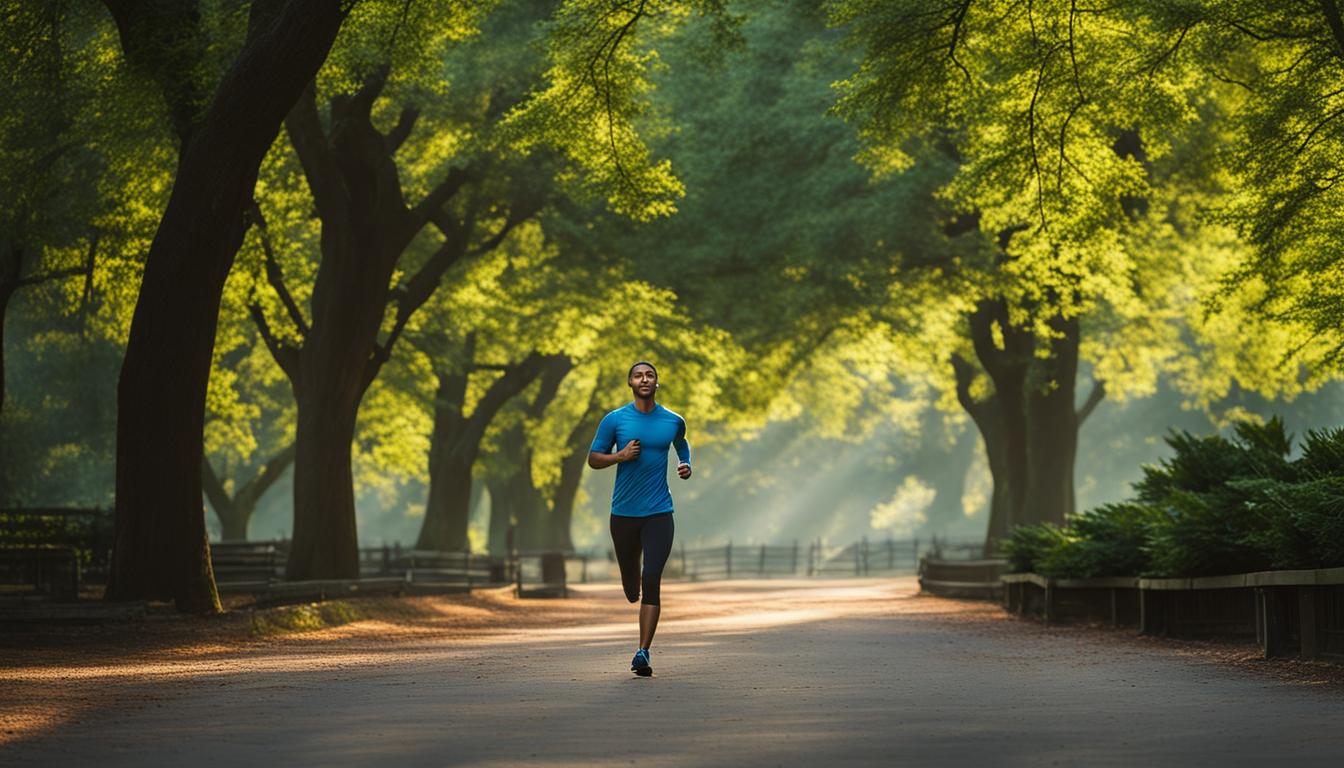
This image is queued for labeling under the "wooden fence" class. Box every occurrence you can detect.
[1000,567,1344,662]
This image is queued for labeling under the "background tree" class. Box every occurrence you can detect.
[102,0,347,610]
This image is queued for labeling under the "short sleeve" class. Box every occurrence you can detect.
[589,410,618,453]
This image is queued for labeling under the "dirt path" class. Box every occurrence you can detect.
[4,578,1344,766]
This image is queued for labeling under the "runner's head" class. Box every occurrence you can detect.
[628,361,658,399]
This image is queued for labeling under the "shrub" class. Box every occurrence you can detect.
[1242,476,1344,569]
[1002,523,1069,574]
[1144,488,1275,577]
[1007,416,1344,578]
[1037,502,1162,578]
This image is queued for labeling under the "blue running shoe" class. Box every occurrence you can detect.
[631,648,652,677]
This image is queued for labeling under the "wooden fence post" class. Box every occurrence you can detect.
[1299,586,1318,660]
[726,541,732,579]
[759,544,766,577]
[792,540,799,575]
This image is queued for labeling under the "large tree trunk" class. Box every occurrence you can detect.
[486,359,572,554]
[548,390,606,552]
[1021,314,1081,526]
[955,305,1104,550]
[279,78,430,580]
[953,357,1013,552]
[106,1,344,610]
[288,383,362,578]
[416,347,556,551]
[270,72,519,577]
[957,299,1033,554]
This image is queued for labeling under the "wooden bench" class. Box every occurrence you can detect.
[0,507,110,600]
[209,541,284,585]
[919,557,1008,599]
[0,547,79,601]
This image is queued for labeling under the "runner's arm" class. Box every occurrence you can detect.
[674,419,691,478]
[589,442,638,469]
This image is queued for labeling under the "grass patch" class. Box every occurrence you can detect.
[249,600,368,637]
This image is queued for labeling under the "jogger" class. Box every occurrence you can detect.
[587,361,692,677]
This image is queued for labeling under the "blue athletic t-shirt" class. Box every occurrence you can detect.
[590,403,691,517]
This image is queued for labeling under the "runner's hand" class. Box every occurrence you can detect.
[619,439,641,462]
[677,462,691,480]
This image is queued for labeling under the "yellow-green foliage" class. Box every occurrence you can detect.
[502,1,741,220]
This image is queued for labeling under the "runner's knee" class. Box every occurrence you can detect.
[640,571,660,605]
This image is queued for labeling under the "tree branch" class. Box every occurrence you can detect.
[1075,379,1105,426]
[384,105,420,153]
[12,263,88,289]
[407,165,475,234]
[102,0,208,144]
[285,81,347,223]
[201,456,233,515]
[235,442,297,507]
[1321,0,1344,60]
[248,200,309,337]
[248,302,299,380]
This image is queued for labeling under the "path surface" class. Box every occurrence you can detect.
[4,578,1344,766]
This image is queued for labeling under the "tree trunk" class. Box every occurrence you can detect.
[202,445,295,541]
[281,82,421,580]
[107,1,344,610]
[1021,314,1081,526]
[287,375,364,579]
[416,348,555,551]
[953,358,1015,553]
[955,299,1033,554]
[486,359,572,554]
[549,394,606,552]
[487,474,517,557]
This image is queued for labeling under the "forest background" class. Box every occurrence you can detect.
[5,0,1344,609]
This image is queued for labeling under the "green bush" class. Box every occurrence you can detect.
[1006,416,1344,579]
[1002,523,1069,574]
[1242,476,1344,569]
[1038,502,1162,578]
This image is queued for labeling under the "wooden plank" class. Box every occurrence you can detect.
[1055,576,1138,589]
[1300,586,1318,660]
[1248,570,1318,587]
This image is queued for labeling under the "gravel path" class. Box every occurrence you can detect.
[4,578,1344,766]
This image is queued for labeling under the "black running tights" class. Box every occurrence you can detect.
[609,512,674,606]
